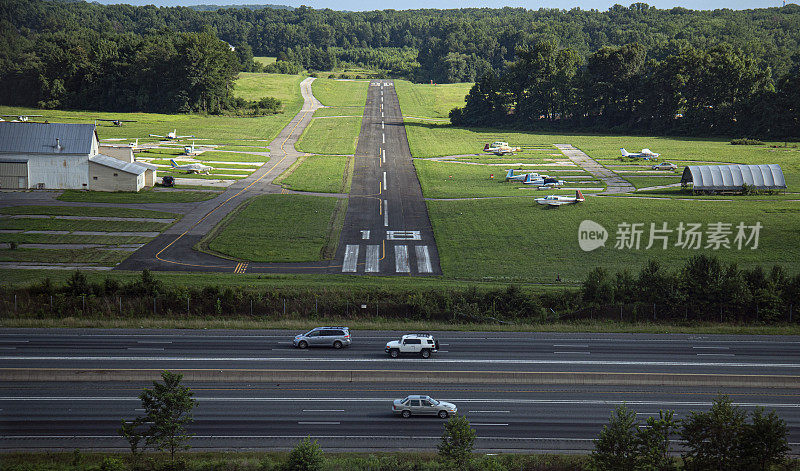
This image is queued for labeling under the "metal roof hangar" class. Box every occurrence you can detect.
[0,122,156,191]
[681,164,787,193]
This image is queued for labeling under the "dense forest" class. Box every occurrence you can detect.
[1,0,799,127]
[450,40,800,137]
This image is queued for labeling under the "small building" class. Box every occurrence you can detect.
[0,122,155,191]
[681,164,787,193]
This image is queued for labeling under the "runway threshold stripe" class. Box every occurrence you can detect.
[365,245,380,273]
[342,245,359,273]
[416,245,432,273]
[395,245,410,273]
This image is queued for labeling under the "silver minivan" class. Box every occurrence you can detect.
[293,326,351,349]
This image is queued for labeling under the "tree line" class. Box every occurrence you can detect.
[3,0,800,84]
[450,40,800,138]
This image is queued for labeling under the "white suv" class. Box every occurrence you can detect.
[385,333,439,358]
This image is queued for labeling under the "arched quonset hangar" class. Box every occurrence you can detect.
[681,164,787,193]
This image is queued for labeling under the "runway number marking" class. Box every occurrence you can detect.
[342,245,359,273]
[394,245,410,273]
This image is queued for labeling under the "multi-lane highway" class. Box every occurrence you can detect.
[332,80,441,275]
[1,329,799,452]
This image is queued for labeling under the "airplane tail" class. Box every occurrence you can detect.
[484,144,491,152]
[170,159,178,168]
[505,169,515,180]
[620,148,629,157]
[576,190,585,201]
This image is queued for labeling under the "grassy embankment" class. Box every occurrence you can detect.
[294,78,369,156]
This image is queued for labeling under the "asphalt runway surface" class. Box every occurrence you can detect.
[331,80,441,275]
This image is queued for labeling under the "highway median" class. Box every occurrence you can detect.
[3,368,798,388]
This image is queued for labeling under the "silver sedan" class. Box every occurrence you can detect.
[392,395,457,418]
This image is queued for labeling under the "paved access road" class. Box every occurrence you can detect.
[2,329,800,376]
[2,381,799,452]
[331,80,441,275]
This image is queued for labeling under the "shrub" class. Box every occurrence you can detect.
[283,437,324,471]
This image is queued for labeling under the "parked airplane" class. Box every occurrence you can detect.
[170,159,212,175]
[484,141,521,155]
[183,141,199,155]
[505,169,541,182]
[150,129,194,140]
[620,148,660,160]
[1,114,42,122]
[535,190,585,206]
[96,118,136,126]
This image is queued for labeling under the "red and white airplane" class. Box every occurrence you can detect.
[535,190,585,207]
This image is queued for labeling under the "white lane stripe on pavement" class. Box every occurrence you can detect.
[383,200,388,227]
[365,245,380,273]
[382,133,385,143]
[361,230,370,240]
[383,171,387,190]
[395,245,410,273]
[342,245,359,273]
[5,357,797,368]
[303,410,345,412]
[298,422,340,425]
[416,245,432,273]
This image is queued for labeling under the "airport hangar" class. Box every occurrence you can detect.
[0,122,157,191]
[681,164,787,193]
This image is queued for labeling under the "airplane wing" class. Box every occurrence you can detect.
[176,135,195,139]
[149,134,165,138]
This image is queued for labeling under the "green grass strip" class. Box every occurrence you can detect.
[58,189,218,203]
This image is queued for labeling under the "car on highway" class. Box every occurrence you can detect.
[293,326,351,349]
[652,162,678,170]
[392,395,457,418]
[385,333,439,358]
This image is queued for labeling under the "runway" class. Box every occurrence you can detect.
[2,329,799,451]
[331,80,442,275]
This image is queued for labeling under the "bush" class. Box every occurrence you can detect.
[731,138,765,145]
[438,415,476,467]
[283,437,324,471]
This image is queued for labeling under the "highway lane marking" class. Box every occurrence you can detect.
[381,111,384,118]
[382,150,386,163]
[303,409,345,412]
[5,358,800,368]
[126,348,164,351]
[365,245,380,273]
[394,245,410,273]
[5,398,800,408]
[554,344,588,348]
[416,246,432,273]
[383,200,388,227]
[693,346,730,349]
[469,410,510,413]
[554,352,590,355]
[383,171,387,189]
[342,245,359,273]
[382,133,385,143]
[697,354,735,356]
[136,341,172,344]
[298,421,340,425]
[472,423,508,426]
[381,121,384,129]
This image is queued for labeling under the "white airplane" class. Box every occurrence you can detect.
[183,141,199,155]
[505,169,541,182]
[620,148,660,160]
[150,129,194,140]
[170,159,212,175]
[535,190,585,207]
[1,114,43,122]
[484,141,521,155]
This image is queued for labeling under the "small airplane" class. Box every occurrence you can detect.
[536,178,566,188]
[183,141,199,155]
[96,118,136,126]
[150,129,194,140]
[620,148,660,160]
[1,114,43,122]
[169,159,212,175]
[535,190,585,207]
[484,141,521,155]
[505,169,541,182]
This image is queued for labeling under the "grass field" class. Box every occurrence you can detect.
[428,197,800,282]
[206,194,338,262]
[394,80,471,119]
[414,160,604,199]
[0,233,153,245]
[624,176,683,189]
[215,145,270,152]
[0,248,131,265]
[311,78,369,107]
[233,73,304,105]
[0,218,169,233]
[253,56,277,66]
[158,170,248,180]
[312,106,364,117]
[0,206,177,219]
[58,189,218,203]
[281,155,351,193]
[190,151,268,162]
[295,117,361,155]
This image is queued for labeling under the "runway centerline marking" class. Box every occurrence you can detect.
[383,200,388,227]
[383,172,387,190]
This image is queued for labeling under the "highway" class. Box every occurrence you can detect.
[2,329,799,452]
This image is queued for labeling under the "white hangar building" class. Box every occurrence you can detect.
[681,164,787,193]
[0,122,156,191]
